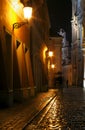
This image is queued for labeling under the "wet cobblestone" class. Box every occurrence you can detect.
[0,88,85,130]
[26,88,85,130]
[37,89,85,130]
[0,89,57,129]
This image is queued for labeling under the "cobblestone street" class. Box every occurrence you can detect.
[0,89,57,129]
[25,88,85,130]
[36,88,85,130]
[0,88,85,130]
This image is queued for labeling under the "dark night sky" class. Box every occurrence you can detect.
[46,0,72,42]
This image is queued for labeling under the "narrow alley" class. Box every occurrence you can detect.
[0,88,85,130]
[0,0,85,130]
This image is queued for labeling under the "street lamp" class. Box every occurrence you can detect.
[47,51,54,87]
[48,51,53,57]
[47,51,53,70]
[13,5,32,30]
[51,64,55,69]
[23,6,32,19]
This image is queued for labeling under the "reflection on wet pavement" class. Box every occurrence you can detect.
[27,88,85,130]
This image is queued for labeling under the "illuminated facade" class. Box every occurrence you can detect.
[59,29,72,87]
[71,0,84,87]
[62,42,72,87]
[30,0,50,92]
[46,37,62,88]
[0,0,50,106]
[81,0,85,88]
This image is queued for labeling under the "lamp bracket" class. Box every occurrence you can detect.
[13,21,28,29]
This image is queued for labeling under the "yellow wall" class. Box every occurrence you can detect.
[0,0,34,104]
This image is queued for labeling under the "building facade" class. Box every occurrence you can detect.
[30,0,50,92]
[0,0,50,107]
[81,0,85,88]
[46,37,62,88]
[58,29,72,87]
[71,0,84,87]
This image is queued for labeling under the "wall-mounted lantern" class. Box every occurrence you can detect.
[51,64,55,69]
[48,51,53,57]
[13,1,32,30]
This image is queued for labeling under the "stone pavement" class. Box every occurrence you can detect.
[25,87,85,130]
[0,89,57,130]
[0,88,85,130]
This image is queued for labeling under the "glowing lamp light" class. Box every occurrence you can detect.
[13,6,33,29]
[23,6,32,19]
[51,64,55,69]
[48,51,53,57]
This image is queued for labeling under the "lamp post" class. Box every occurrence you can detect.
[13,5,32,29]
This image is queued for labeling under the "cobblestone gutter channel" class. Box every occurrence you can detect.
[22,94,57,130]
